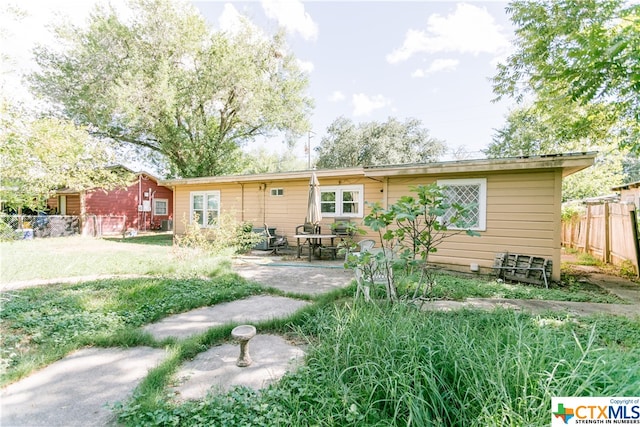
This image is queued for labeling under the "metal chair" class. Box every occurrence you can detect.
[295,223,321,235]
[264,224,288,255]
[295,223,320,258]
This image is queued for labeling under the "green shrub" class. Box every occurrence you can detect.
[174,213,264,257]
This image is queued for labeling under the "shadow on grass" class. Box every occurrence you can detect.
[104,233,173,247]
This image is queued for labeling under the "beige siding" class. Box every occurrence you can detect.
[173,177,382,239]
[383,170,561,280]
[171,169,563,280]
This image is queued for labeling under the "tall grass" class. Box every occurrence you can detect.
[116,303,640,426]
[278,304,639,426]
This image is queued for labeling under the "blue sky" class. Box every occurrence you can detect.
[1,1,517,162]
[192,1,516,159]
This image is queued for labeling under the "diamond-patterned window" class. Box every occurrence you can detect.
[437,179,487,231]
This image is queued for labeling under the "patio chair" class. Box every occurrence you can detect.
[295,222,321,235]
[264,224,288,255]
[346,239,375,260]
[355,246,394,301]
[331,218,354,238]
[295,223,320,258]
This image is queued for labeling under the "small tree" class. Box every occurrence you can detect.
[351,184,479,303]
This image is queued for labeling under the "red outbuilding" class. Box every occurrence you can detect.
[48,168,173,235]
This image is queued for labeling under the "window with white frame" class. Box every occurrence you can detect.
[154,199,168,216]
[190,191,220,227]
[320,185,363,217]
[270,188,284,196]
[437,178,487,231]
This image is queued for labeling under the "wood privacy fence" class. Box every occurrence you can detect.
[82,215,127,237]
[561,202,640,274]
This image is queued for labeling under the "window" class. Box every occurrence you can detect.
[437,178,486,231]
[270,188,284,196]
[154,199,168,216]
[320,185,363,217]
[190,191,220,227]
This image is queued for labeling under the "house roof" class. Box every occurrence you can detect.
[612,180,640,191]
[160,152,597,186]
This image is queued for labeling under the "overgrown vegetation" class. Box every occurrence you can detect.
[349,184,479,302]
[2,236,637,426]
[115,304,640,426]
[173,213,264,258]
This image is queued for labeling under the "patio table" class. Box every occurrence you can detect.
[293,234,337,262]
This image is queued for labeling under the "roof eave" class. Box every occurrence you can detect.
[363,152,597,178]
[160,167,365,186]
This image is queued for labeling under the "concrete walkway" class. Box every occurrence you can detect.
[1,255,639,426]
[0,347,167,427]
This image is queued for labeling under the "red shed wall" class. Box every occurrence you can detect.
[84,175,173,230]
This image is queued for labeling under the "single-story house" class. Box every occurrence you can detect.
[48,169,173,233]
[161,152,596,281]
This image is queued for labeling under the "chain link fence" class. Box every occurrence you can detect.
[0,215,80,241]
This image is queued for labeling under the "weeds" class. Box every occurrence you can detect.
[115,304,640,426]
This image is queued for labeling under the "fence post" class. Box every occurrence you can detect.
[604,202,610,263]
[584,204,591,254]
[630,208,640,278]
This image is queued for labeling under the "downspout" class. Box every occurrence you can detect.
[150,189,157,229]
[263,183,267,225]
[138,174,142,230]
[239,183,245,222]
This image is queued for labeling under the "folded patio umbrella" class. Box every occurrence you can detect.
[305,172,322,225]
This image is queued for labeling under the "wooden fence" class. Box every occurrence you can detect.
[561,202,640,274]
[82,215,127,237]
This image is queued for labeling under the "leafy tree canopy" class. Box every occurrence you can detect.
[241,146,306,174]
[493,0,640,153]
[315,117,446,168]
[29,0,313,178]
[0,99,132,210]
[485,105,629,201]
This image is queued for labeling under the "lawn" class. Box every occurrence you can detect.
[1,235,639,426]
[0,234,229,283]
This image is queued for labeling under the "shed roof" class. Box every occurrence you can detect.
[611,180,640,191]
[160,152,596,186]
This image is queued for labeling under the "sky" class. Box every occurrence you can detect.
[1,0,517,164]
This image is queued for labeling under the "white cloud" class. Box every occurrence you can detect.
[218,3,245,33]
[296,58,314,73]
[411,58,459,78]
[386,3,510,64]
[328,91,345,102]
[352,93,390,117]
[426,58,459,73]
[261,0,318,41]
[218,2,266,40]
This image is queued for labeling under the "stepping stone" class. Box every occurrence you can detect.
[171,334,305,400]
[234,265,353,295]
[0,347,166,427]
[143,295,310,340]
